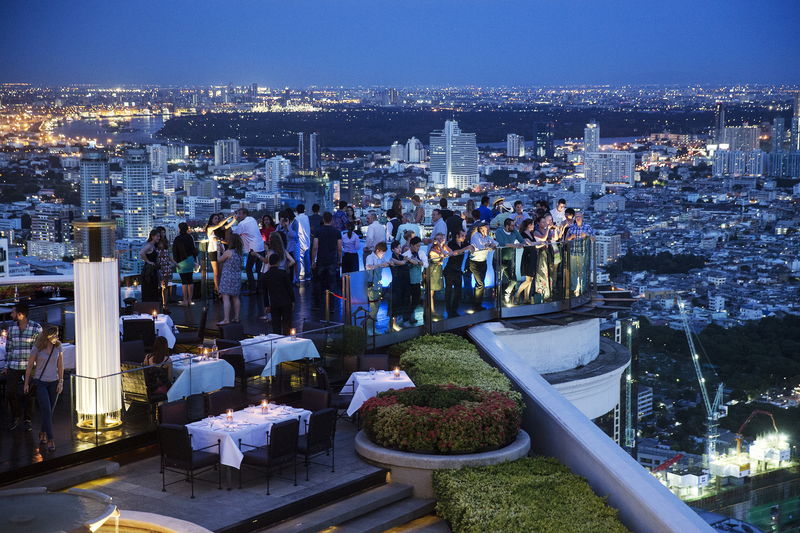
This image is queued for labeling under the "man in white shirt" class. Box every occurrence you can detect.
[364,211,386,267]
[468,222,497,308]
[295,204,312,282]
[550,198,567,226]
[431,208,448,243]
[396,213,422,244]
[227,208,264,294]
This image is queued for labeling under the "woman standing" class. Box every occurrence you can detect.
[251,232,295,320]
[345,206,363,237]
[260,214,276,247]
[533,214,555,303]
[427,233,447,309]
[206,213,230,297]
[23,325,63,452]
[217,230,243,325]
[139,229,161,303]
[515,219,537,303]
[173,222,198,307]
[156,236,176,309]
[341,222,360,273]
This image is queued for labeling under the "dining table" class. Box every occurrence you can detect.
[167,354,235,402]
[238,334,321,377]
[119,313,177,348]
[343,370,415,416]
[186,404,311,469]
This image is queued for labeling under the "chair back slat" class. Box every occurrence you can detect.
[158,423,192,460]
[186,393,208,422]
[307,408,337,449]
[268,418,299,460]
[301,387,330,412]
[123,319,157,348]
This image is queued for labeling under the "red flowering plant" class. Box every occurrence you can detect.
[361,384,521,454]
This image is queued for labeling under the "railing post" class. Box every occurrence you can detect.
[343,274,352,326]
[565,241,573,310]
[200,244,209,302]
[494,248,502,318]
[324,290,330,323]
[423,267,432,333]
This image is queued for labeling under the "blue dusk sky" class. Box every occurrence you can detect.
[1,0,798,86]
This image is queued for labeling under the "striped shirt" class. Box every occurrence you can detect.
[5,320,43,370]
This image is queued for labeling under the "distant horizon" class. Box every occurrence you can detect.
[2,82,800,89]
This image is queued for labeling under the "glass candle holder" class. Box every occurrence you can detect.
[261,399,269,414]
[393,367,401,379]
[225,409,234,422]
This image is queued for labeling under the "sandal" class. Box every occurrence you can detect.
[216,321,230,326]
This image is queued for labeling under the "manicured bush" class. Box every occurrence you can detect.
[433,457,629,533]
[361,385,521,454]
[395,334,520,403]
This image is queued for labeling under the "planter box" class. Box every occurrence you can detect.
[355,429,530,498]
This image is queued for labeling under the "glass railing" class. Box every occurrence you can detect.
[344,237,595,342]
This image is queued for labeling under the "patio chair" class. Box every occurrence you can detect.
[239,418,300,494]
[120,339,146,364]
[206,387,245,416]
[158,424,221,498]
[122,318,156,351]
[158,399,188,425]
[300,387,330,412]
[174,306,208,352]
[216,339,262,392]
[219,322,245,341]
[297,408,337,481]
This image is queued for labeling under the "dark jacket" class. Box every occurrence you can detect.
[172,233,197,263]
[263,268,294,308]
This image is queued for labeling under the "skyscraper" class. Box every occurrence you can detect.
[714,102,726,142]
[584,152,635,186]
[429,120,479,190]
[792,93,800,151]
[506,134,525,158]
[405,137,424,163]
[265,155,291,192]
[297,132,305,169]
[389,142,405,164]
[309,132,320,170]
[584,121,600,153]
[532,121,555,159]
[147,144,169,175]
[122,147,153,239]
[213,138,240,166]
[79,148,111,219]
[718,126,760,151]
[771,117,786,152]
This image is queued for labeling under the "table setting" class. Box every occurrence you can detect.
[119,312,177,348]
[166,353,235,402]
[344,368,415,416]
[238,333,321,377]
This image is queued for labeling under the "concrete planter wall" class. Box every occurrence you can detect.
[355,429,530,498]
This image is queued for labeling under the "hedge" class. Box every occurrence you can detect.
[394,334,521,403]
[361,385,521,454]
[433,457,629,533]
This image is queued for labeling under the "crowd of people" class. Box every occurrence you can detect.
[138,195,595,333]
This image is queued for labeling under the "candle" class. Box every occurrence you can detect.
[202,347,209,360]
[289,328,296,340]
[260,399,269,413]
[225,409,234,422]
[133,280,139,287]
[393,367,401,378]
[151,310,158,319]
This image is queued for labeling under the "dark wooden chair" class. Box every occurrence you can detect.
[158,399,188,425]
[158,424,221,498]
[206,387,245,416]
[297,408,337,481]
[358,354,389,371]
[314,366,354,417]
[216,339,262,392]
[134,301,162,315]
[219,322,246,341]
[120,339,146,364]
[121,362,166,421]
[239,418,300,494]
[174,306,208,352]
[186,393,208,422]
[301,387,330,412]
[122,318,157,350]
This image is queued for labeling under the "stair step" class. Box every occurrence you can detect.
[6,459,120,492]
[385,515,452,533]
[334,498,436,533]
[263,483,413,533]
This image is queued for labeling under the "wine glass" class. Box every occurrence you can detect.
[369,367,376,379]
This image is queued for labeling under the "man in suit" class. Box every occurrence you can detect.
[262,253,295,335]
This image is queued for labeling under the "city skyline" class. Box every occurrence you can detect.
[1,0,799,86]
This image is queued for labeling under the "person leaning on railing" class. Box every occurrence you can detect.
[365,241,391,330]
[468,222,497,309]
[442,230,474,317]
[363,211,386,268]
[565,212,595,297]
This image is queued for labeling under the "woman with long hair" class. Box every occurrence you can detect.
[143,336,173,395]
[515,218,537,303]
[345,206,363,237]
[260,214,276,246]
[23,325,63,451]
[218,230,243,325]
[139,229,161,303]
[173,222,198,307]
[156,235,176,309]
[251,231,295,320]
[533,213,555,303]
[206,213,230,296]
[427,232,447,310]
[341,222,360,273]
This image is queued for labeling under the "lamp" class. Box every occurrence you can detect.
[73,218,122,430]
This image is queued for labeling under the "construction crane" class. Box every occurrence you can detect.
[653,453,684,473]
[677,300,724,468]
[735,410,778,455]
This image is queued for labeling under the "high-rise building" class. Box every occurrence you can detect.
[389,142,405,164]
[147,144,169,175]
[714,102,726,141]
[213,138,240,166]
[595,233,622,266]
[184,197,221,221]
[79,148,111,219]
[792,93,800,151]
[584,121,600,153]
[712,149,765,177]
[165,144,189,161]
[30,203,74,243]
[405,137,424,163]
[506,134,525,158]
[718,126,760,151]
[265,155,291,192]
[297,132,305,169]
[309,132,320,170]
[584,152,634,186]
[429,120,479,190]
[532,121,555,159]
[771,117,786,152]
[122,147,152,239]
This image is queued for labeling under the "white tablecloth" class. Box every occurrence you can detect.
[344,370,415,416]
[0,341,75,370]
[186,405,310,468]
[239,334,321,377]
[120,314,176,348]
[167,354,235,402]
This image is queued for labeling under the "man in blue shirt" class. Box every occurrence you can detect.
[477,196,493,223]
[468,222,497,309]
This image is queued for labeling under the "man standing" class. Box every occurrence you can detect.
[411,194,425,225]
[431,209,448,242]
[445,210,466,241]
[308,203,323,238]
[363,210,385,268]
[227,208,264,294]
[312,212,343,306]
[443,230,472,317]
[385,209,401,243]
[551,198,568,225]
[332,201,349,232]
[438,198,453,221]
[477,196,493,223]
[295,204,312,282]
[4,302,42,431]
[566,212,595,296]
[512,200,527,230]
[495,217,525,303]
[262,254,295,335]
[468,222,497,308]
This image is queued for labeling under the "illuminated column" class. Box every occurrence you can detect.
[73,219,122,429]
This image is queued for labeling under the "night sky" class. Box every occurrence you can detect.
[1,0,798,86]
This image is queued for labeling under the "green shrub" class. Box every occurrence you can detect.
[388,333,474,359]
[361,385,521,454]
[433,457,629,533]
[330,325,366,356]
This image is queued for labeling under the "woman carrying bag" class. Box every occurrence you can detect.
[23,325,63,452]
